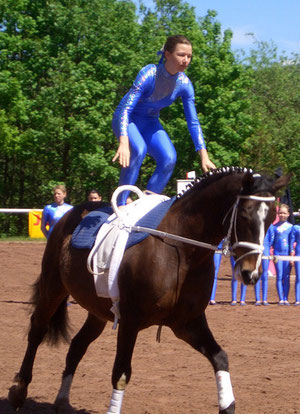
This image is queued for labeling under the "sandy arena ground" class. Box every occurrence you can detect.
[0,241,299,414]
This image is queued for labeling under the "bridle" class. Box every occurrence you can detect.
[222,194,275,266]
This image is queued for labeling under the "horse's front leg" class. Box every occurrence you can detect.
[172,313,235,414]
[107,319,138,414]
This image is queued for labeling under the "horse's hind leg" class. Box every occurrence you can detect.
[54,312,107,411]
[8,278,68,411]
[172,313,235,414]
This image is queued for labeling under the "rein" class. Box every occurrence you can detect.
[130,225,219,251]
[111,186,276,260]
[133,195,300,263]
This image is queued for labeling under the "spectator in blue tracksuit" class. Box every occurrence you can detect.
[111,34,215,206]
[269,204,293,305]
[290,223,300,306]
[254,226,273,306]
[41,185,73,239]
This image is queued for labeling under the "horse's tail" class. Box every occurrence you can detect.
[29,201,110,346]
[30,275,71,346]
[45,296,71,345]
[30,276,71,345]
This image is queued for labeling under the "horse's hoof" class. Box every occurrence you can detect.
[219,401,235,413]
[54,397,76,414]
[8,384,27,411]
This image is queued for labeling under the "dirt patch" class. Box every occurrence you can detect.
[0,242,299,413]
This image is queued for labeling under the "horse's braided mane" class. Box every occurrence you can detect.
[176,166,254,199]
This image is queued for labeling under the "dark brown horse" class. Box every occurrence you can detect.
[8,167,289,414]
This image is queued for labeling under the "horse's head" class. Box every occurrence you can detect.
[230,172,291,285]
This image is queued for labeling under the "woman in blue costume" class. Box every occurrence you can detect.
[254,226,273,306]
[290,222,300,305]
[112,35,215,205]
[231,256,247,306]
[209,240,247,306]
[41,185,73,239]
[209,240,224,305]
[269,204,293,305]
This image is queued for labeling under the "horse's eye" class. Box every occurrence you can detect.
[239,209,250,220]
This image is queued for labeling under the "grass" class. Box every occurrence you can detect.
[0,236,46,242]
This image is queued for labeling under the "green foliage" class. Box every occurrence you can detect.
[240,40,300,208]
[139,4,255,187]
[0,213,28,237]
[0,0,298,235]
[0,0,141,213]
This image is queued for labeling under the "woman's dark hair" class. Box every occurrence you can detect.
[88,189,101,197]
[163,35,192,53]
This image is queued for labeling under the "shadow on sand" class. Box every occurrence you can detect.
[0,398,95,414]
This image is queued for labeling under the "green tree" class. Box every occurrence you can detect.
[0,0,264,234]
[240,40,300,207]
[139,4,255,193]
[0,0,141,210]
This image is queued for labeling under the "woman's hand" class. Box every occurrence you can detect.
[198,149,216,172]
[112,136,130,167]
[290,250,295,267]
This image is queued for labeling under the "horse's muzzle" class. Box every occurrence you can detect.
[234,263,260,285]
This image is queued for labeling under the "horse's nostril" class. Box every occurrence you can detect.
[241,270,257,285]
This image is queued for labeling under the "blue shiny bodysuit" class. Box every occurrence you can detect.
[210,240,247,304]
[254,225,273,303]
[290,224,300,303]
[112,63,206,205]
[41,203,73,239]
[269,221,293,302]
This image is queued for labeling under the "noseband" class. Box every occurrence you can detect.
[223,195,275,265]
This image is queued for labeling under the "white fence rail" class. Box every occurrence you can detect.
[0,208,44,238]
[0,209,43,213]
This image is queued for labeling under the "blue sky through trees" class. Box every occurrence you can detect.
[138,0,300,56]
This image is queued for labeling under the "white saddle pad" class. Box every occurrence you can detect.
[88,193,170,303]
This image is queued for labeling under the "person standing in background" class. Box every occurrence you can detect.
[269,204,293,305]
[290,222,300,306]
[231,255,247,306]
[87,189,102,202]
[209,240,224,305]
[41,184,73,239]
[254,226,273,306]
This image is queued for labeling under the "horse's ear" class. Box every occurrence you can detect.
[273,173,292,193]
[241,172,255,191]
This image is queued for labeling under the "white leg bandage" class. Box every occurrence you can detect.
[55,374,73,401]
[107,389,125,414]
[216,370,235,410]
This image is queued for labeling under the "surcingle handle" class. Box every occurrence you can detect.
[111,185,145,218]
